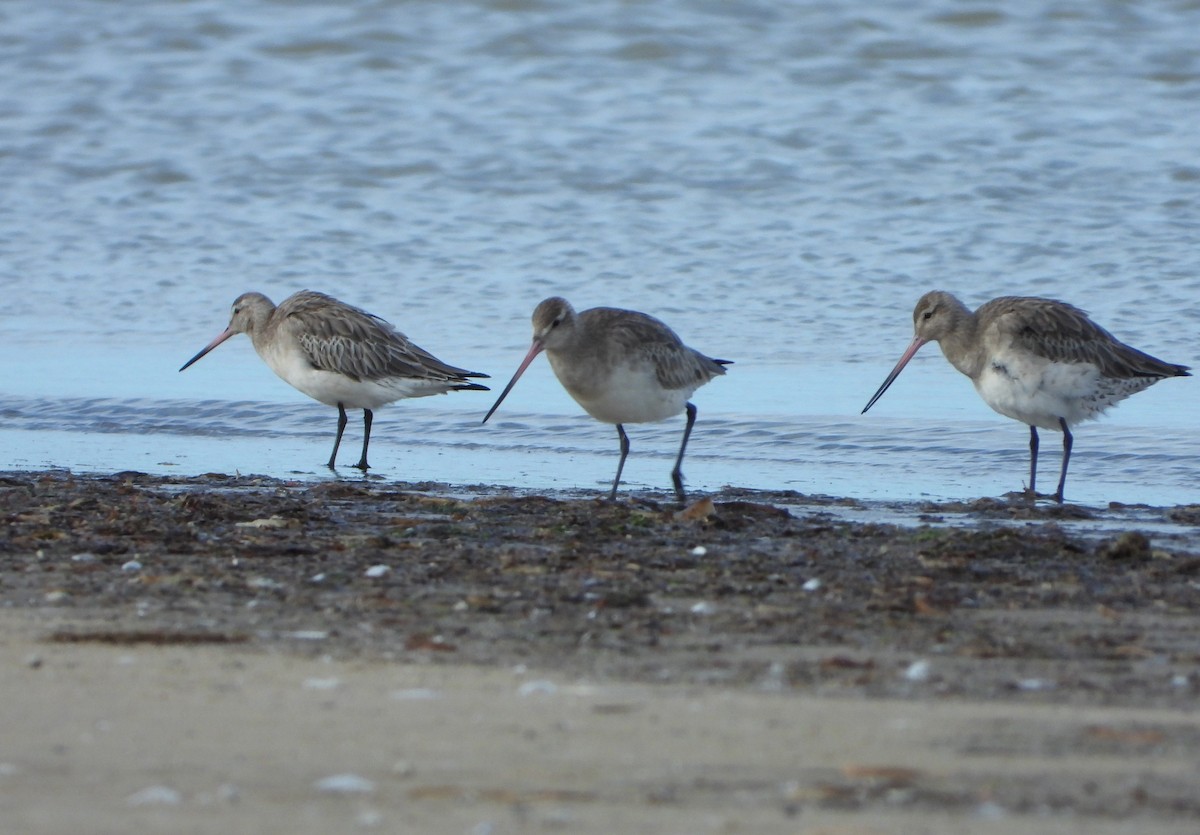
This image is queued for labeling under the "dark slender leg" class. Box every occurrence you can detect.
[353,409,373,470]
[609,424,630,500]
[328,403,349,469]
[1026,425,1039,497]
[671,402,698,505]
[1054,418,1072,504]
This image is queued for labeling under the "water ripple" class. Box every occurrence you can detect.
[0,0,1195,502]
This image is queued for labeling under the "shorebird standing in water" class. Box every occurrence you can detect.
[482,296,730,503]
[180,290,489,470]
[862,290,1190,503]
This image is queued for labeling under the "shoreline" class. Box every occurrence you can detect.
[3,469,1199,832]
[3,468,1198,699]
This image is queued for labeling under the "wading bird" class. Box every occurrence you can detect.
[180,290,489,470]
[862,290,1189,503]
[483,297,729,503]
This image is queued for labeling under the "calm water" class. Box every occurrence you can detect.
[1,0,1197,505]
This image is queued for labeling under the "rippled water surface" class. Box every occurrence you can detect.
[1,0,1197,505]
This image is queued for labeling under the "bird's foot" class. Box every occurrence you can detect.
[1015,488,1063,504]
[671,473,687,507]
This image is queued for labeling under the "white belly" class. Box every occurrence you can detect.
[974,351,1152,430]
[550,357,691,424]
[258,340,447,410]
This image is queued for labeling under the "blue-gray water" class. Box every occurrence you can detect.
[1,0,1197,506]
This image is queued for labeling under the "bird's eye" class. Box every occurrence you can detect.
[922,310,933,321]
[551,317,562,328]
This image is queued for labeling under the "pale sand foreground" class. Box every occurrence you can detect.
[3,612,1198,835]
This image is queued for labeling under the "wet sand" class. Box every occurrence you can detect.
[2,470,1199,833]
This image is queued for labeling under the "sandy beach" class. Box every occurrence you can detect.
[2,471,1199,833]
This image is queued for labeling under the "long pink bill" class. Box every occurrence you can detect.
[861,336,927,414]
[179,327,236,372]
[481,339,545,424]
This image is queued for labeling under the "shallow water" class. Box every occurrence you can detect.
[1,1,1197,505]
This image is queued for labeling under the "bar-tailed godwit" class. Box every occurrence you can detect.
[180,290,489,470]
[482,297,730,503]
[862,290,1190,503]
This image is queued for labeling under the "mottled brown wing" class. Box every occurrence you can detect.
[592,307,729,391]
[983,296,1187,380]
[282,291,486,383]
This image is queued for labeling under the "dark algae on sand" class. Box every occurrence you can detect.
[2,470,1198,709]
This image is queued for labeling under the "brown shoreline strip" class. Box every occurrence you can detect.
[46,629,250,646]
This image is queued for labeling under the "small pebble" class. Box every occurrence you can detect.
[43,590,70,604]
[314,773,376,795]
[904,660,931,682]
[690,601,717,615]
[802,578,821,592]
[1016,678,1054,691]
[120,560,142,573]
[759,662,787,692]
[70,552,97,563]
[390,688,440,701]
[690,545,708,557]
[310,573,326,583]
[236,516,288,529]
[303,677,341,690]
[517,680,558,697]
[25,654,43,669]
[364,564,390,578]
[975,800,1008,820]
[127,785,182,806]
